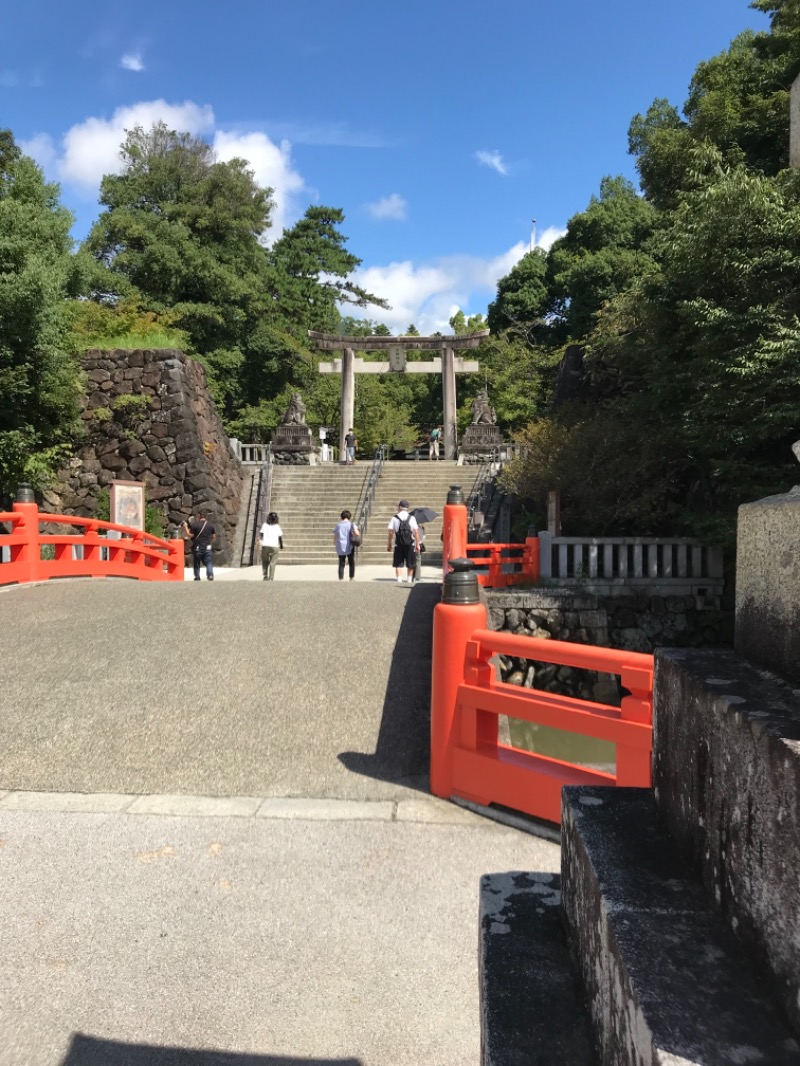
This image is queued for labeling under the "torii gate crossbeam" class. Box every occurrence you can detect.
[310,330,488,460]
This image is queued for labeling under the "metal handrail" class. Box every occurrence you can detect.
[249,443,273,563]
[354,444,387,543]
[466,457,494,534]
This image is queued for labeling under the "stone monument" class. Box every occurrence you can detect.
[271,392,315,464]
[459,387,505,461]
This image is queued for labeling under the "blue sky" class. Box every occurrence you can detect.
[3,0,767,333]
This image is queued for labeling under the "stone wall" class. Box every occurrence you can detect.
[485,587,731,702]
[45,349,243,565]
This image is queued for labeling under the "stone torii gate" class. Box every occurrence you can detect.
[309,329,488,460]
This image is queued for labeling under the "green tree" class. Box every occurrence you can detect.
[0,134,85,497]
[84,123,276,418]
[586,147,800,541]
[267,206,388,340]
[486,248,549,336]
[546,177,655,340]
[449,310,488,334]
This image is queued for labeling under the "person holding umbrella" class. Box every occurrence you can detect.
[409,506,438,581]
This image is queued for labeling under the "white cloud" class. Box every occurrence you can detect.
[213,130,305,237]
[351,241,530,335]
[537,225,566,251]
[475,150,508,176]
[19,132,58,173]
[56,100,214,190]
[23,101,306,237]
[121,53,145,72]
[347,229,568,335]
[365,193,407,221]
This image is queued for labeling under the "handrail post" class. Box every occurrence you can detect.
[430,558,486,798]
[12,485,40,584]
[442,485,468,578]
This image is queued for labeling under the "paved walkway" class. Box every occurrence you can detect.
[0,572,559,1065]
[183,562,440,582]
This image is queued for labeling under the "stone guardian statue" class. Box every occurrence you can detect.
[281,392,307,426]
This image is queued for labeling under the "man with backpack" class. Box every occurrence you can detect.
[387,499,420,584]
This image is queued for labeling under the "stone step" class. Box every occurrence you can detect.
[479,872,596,1066]
[560,786,800,1065]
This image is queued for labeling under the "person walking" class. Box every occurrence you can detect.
[333,509,360,581]
[387,499,420,584]
[344,428,358,465]
[183,508,216,581]
[429,425,442,460]
[259,512,284,581]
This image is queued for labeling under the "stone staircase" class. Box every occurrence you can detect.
[265,464,368,564]
[478,490,800,1064]
[258,460,481,568]
[355,460,480,569]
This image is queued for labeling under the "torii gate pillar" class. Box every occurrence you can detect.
[341,347,355,458]
[442,346,456,460]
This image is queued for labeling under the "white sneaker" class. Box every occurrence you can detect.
[397,576,403,584]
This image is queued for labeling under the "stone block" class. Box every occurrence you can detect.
[653,647,800,1035]
[479,872,595,1066]
[561,786,800,1064]
[736,492,800,683]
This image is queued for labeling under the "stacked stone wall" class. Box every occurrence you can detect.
[486,588,731,702]
[45,349,243,565]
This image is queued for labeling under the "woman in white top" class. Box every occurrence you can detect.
[260,512,284,581]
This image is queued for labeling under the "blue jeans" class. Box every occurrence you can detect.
[346,446,355,463]
[193,546,213,579]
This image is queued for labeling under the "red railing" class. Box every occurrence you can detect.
[441,498,540,586]
[466,540,540,587]
[435,489,653,824]
[430,591,654,824]
[0,500,184,586]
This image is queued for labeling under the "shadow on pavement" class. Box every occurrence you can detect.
[338,582,439,793]
[62,1033,361,1065]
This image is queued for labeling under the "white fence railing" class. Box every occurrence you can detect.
[537,533,724,596]
[229,439,270,465]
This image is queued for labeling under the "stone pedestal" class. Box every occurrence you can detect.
[459,424,505,463]
[735,489,800,683]
[271,425,315,465]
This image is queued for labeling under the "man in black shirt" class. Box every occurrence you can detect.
[183,509,217,581]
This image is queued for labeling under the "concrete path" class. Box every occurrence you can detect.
[0,573,560,1065]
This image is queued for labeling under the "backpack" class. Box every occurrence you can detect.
[394,514,413,547]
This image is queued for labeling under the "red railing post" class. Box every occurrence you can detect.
[430,558,486,798]
[12,486,41,584]
[524,535,540,582]
[168,537,184,579]
[617,659,654,786]
[442,485,468,578]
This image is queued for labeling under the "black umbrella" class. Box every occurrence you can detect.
[410,507,439,524]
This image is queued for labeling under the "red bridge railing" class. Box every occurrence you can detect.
[0,498,184,586]
[434,487,653,824]
[441,490,540,587]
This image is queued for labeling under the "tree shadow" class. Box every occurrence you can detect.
[338,583,439,793]
[61,1033,362,1066]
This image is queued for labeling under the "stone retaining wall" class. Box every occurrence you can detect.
[486,587,731,702]
[44,349,243,565]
